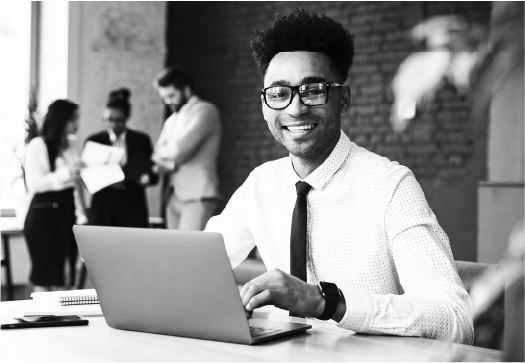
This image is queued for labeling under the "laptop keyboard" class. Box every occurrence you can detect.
[249,326,282,338]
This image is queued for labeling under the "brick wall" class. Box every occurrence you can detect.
[71,1,166,216]
[167,1,491,260]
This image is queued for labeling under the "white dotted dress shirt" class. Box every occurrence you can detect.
[205,130,474,344]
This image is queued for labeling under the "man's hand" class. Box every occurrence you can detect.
[151,155,175,174]
[240,268,325,318]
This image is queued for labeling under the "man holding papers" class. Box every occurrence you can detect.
[84,88,158,228]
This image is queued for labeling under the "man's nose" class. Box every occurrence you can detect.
[284,91,309,117]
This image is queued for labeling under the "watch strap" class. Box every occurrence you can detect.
[317,283,340,321]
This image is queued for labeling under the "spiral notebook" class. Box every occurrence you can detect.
[30,289,99,306]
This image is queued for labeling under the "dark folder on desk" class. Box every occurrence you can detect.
[73,226,311,345]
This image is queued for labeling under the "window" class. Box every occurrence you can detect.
[0,2,32,212]
[0,2,69,214]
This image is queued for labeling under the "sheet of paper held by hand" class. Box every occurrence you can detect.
[80,141,125,194]
[81,141,125,166]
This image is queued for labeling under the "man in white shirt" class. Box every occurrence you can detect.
[153,66,221,230]
[205,9,474,344]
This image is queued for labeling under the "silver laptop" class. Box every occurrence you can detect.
[73,225,311,345]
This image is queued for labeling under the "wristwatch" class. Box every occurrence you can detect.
[317,281,341,321]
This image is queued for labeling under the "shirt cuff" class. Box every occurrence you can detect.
[336,286,374,332]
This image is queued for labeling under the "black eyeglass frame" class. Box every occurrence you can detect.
[261,82,344,110]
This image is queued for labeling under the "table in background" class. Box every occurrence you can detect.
[0,301,502,362]
[1,217,24,301]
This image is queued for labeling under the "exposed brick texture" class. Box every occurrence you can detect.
[166,1,492,261]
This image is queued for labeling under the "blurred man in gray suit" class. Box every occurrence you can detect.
[153,66,221,230]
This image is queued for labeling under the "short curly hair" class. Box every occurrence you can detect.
[250,8,355,82]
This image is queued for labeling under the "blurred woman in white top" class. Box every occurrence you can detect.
[23,99,87,292]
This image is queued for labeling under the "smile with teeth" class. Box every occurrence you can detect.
[284,124,317,132]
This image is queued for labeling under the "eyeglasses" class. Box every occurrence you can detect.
[261,82,343,110]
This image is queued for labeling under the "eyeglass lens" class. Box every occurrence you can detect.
[265,83,328,108]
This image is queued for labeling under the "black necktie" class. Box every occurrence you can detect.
[289,181,312,317]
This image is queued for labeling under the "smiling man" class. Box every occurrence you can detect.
[205,9,474,344]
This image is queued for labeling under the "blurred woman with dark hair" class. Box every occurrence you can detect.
[24,99,87,292]
[86,88,157,228]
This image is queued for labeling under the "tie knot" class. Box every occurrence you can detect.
[295,181,312,196]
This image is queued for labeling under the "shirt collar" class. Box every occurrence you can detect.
[178,95,199,114]
[288,130,351,191]
[108,129,127,144]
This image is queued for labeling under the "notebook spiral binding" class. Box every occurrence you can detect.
[59,295,99,306]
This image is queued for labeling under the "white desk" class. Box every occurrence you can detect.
[0,301,502,362]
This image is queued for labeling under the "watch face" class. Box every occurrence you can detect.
[319,281,340,297]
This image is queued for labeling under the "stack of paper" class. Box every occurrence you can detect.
[12,289,103,317]
[80,141,125,194]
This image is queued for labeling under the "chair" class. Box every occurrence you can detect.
[455,260,502,292]
[454,260,504,350]
[232,248,267,286]
[233,259,499,287]
[233,258,267,285]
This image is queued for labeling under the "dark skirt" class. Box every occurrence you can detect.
[23,188,77,287]
[89,184,149,228]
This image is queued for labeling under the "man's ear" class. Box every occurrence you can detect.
[341,86,351,113]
